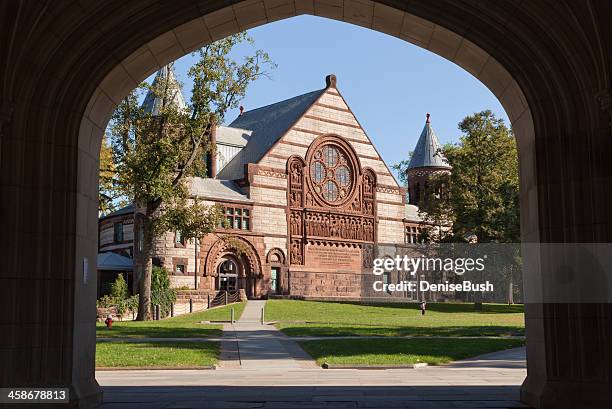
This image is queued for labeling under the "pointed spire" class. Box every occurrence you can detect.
[407,113,451,170]
[141,64,187,115]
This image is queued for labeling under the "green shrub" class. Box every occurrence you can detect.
[97,295,115,309]
[118,294,139,318]
[151,266,177,318]
[110,274,129,301]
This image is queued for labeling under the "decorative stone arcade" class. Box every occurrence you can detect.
[1,1,612,408]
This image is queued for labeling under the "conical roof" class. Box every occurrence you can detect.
[407,113,451,170]
[141,65,187,115]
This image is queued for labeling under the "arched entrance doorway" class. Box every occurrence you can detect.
[205,236,263,300]
[214,255,258,299]
[216,258,239,292]
[2,2,612,408]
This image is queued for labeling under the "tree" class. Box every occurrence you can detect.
[99,134,121,215]
[446,111,519,243]
[106,32,275,320]
[445,111,520,305]
[391,156,411,204]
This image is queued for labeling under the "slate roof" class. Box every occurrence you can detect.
[141,65,187,115]
[216,126,251,147]
[216,88,327,180]
[100,204,134,220]
[188,178,251,203]
[97,252,133,271]
[407,114,451,170]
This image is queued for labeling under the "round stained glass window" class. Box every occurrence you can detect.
[336,166,350,187]
[309,143,354,204]
[311,162,324,183]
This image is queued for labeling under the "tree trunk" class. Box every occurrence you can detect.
[135,213,153,321]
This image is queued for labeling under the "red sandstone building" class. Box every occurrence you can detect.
[98,68,449,300]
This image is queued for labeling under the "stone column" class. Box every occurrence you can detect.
[519,105,612,408]
[0,105,102,407]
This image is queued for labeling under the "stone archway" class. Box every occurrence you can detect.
[2,1,612,408]
[205,236,263,299]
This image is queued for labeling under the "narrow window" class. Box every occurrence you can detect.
[175,230,185,246]
[113,222,123,243]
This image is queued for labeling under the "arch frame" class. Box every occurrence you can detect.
[3,1,612,408]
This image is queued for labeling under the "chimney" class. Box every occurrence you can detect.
[426,113,430,123]
[325,74,337,88]
[239,105,244,116]
[208,119,217,178]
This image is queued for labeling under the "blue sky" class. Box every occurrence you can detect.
[160,15,508,178]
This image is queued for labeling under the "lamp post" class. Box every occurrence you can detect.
[420,274,426,302]
[194,237,199,290]
[466,233,481,310]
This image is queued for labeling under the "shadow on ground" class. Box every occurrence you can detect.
[278,324,525,337]
[99,385,532,408]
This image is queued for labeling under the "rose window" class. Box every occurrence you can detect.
[309,145,353,203]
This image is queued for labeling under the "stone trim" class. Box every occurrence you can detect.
[303,114,362,129]
[252,202,286,209]
[267,153,288,160]
[377,199,404,206]
[376,184,401,194]
[292,126,372,145]
[250,182,287,191]
[313,101,351,113]
[279,140,311,148]
[378,215,405,222]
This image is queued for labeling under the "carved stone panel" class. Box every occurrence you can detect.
[290,239,304,265]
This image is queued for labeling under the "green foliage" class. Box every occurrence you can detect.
[391,157,411,187]
[99,134,130,215]
[151,266,177,318]
[96,295,115,309]
[161,200,225,240]
[117,294,139,317]
[189,32,277,124]
[445,110,519,243]
[110,274,129,301]
[97,275,138,317]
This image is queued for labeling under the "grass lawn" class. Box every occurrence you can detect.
[96,302,245,338]
[299,338,525,366]
[96,341,218,368]
[266,300,524,337]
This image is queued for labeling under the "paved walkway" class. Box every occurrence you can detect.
[218,300,317,370]
[97,347,528,408]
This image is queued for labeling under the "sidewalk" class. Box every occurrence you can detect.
[97,348,528,408]
[218,299,318,370]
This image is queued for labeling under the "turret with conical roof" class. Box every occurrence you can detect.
[141,64,187,115]
[406,114,451,206]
